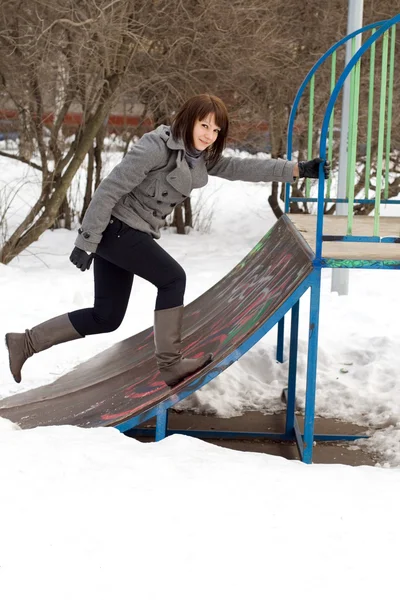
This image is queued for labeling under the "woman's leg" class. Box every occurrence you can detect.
[69,254,134,336]
[94,218,212,386]
[95,218,186,310]
[6,314,82,383]
[6,248,134,383]
[6,217,210,385]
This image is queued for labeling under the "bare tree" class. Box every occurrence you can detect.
[0,0,398,258]
[0,0,151,264]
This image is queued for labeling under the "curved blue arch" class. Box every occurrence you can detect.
[313,13,400,258]
[284,19,388,212]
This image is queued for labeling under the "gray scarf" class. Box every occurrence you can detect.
[185,146,203,169]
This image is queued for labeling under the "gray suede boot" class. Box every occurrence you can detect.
[5,314,82,383]
[154,305,213,386]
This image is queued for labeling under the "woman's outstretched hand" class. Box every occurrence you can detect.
[298,158,330,179]
[69,247,94,272]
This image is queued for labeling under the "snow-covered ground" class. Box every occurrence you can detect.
[0,149,400,599]
[1,427,400,600]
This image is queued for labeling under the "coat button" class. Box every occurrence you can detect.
[162,191,168,197]
[83,232,90,239]
[157,200,162,204]
[153,210,157,217]
[170,203,177,207]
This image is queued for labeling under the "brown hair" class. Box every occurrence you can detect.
[171,94,229,167]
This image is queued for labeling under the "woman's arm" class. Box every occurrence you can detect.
[207,155,297,183]
[75,132,166,253]
[207,155,328,183]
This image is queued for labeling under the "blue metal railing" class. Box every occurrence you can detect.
[316,14,400,259]
[285,15,400,260]
[285,19,388,214]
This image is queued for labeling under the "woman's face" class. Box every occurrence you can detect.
[192,113,221,151]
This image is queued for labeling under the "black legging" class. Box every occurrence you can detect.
[69,217,186,336]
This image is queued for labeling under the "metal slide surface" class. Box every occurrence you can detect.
[0,215,314,429]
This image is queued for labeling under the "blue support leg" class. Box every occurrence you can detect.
[302,270,322,464]
[276,316,285,363]
[155,405,169,441]
[285,300,300,436]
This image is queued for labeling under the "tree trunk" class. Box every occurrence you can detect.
[268,181,283,219]
[54,195,72,229]
[184,197,192,228]
[0,74,121,264]
[18,109,35,162]
[94,123,106,190]
[172,204,185,234]
[81,145,95,221]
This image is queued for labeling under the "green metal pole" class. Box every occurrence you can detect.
[306,75,315,200]
[326,52,336,200]
[345,37,358,233]
[364,28,376,199]
[374,29,389,236]
[347,47,362,235]
[346,37,356,207]
[384,25,396,200]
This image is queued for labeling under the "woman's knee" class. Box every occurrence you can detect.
[163,266,186,297]
[155,265,186,310]
[176,269,186,295]
[92,312,124,333]
[68,307,125,336]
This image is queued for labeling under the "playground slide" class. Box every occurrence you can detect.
[0,215,314,430]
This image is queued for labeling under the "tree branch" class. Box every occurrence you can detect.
[0,150,42,171]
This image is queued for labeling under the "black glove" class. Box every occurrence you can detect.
[298,158,330,179]
[69,247,94,272]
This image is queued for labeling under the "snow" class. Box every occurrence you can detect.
[1,428,399,599]
[0,149,400,599]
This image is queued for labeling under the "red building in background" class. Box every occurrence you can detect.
[0,109,271,152]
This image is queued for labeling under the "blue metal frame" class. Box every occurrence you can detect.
[281,16,399,461]
[125,277,368,462]
[315,14,400,259]
[285,301,300,436]
[116,271,315,435]
[130,428,296,442]
[128,426,367,443]
[290,198,400,205]
[321,258,400,270]
[118,18,399,464]
[285,19,389,213]
[155,404,169,441]
[276,317,285,363]
[302,269,322,462]
[322,235,400,243]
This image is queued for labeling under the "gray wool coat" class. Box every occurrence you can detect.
[75,125,296,254]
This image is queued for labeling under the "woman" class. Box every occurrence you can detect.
[6,94,329,386]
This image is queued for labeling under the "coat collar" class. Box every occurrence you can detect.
[155,124,185,151]
[155,124,208,195]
